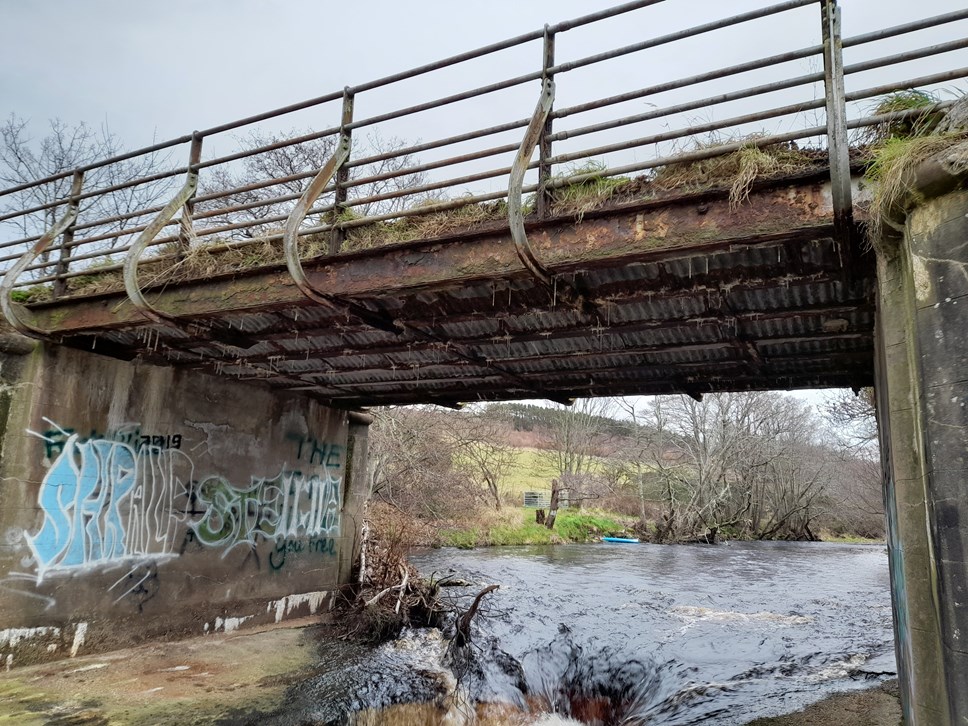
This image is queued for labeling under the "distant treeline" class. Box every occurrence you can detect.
[486,402,642,439]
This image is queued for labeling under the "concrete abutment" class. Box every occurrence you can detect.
[875,150,968,725]
[0,338,369,668]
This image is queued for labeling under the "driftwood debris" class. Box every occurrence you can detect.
[454,584,500,647]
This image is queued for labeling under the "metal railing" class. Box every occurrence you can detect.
[0,0,965,328]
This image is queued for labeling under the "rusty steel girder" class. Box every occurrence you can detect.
[24,177,845,335]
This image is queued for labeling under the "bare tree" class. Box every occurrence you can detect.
[823,387,877,447]
[0,114,171,267]
[609,397,662,520]
[540,398,617,508]
[618,392,832,543]
[366,407,480,521]
[821,387,884,538]
[449,409,515,510]
[198,129,435,238]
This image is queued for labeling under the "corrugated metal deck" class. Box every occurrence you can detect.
[20,173,876,408]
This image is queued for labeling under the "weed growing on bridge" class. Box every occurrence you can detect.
[863,92,967,247]
[549,160,631,220]
[864,131,968,247]
[10,285,51,303]
[342,198,510,252]
[652,139,822,208]
[861,89,947,144]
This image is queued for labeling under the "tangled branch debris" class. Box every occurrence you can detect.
[454,585,500,648]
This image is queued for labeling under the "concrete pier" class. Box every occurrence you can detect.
[875,142,968,726]
[0,338,369,666]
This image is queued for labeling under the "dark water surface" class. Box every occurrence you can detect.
[286,542,894,725]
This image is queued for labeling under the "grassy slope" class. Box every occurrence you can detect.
[440,507,630,548]
[500,447,559,502]
[450,444,884,548]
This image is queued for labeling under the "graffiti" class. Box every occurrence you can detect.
[108,562,160,612]
[192,469,342,553]
[34,424,181,460]
[288,434,343,469]
[26,426,189,582]
[269,536,337,570]
[25,420,345,583]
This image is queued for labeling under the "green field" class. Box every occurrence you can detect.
[498,447,616,504]
[440,507,630,548]
[501,447,560,502]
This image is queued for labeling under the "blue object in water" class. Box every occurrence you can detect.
[602,536,640,544]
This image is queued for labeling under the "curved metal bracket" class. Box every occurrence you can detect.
[282,132,403,336]
[0,196,80,339]
[508,77,555,287]
[122,171,198,326]
[284,133,352,307]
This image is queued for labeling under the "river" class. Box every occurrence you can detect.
[282,541,895,725]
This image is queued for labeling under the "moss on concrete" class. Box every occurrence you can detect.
[0,620,321,725]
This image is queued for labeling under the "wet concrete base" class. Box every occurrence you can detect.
[0,618,323,725]
[747,680,901,726]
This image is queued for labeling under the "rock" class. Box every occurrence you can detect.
[936,95,968,134]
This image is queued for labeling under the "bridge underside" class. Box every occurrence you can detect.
[24,173,876,408]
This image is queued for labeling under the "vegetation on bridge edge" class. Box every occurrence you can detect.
[12,139,832,302]
[5,90,965,305]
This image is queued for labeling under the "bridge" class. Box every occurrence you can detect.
[0,1,966,723]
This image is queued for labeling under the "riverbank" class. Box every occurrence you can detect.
[0,619,901,725]
[383,503,884,549]
[747,680,901,725]
[439,507,630,547]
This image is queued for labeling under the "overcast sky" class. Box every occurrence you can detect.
[0,1,964,411]
[1,0,965,153]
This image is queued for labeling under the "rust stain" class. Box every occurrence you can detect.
[20,178,875,406]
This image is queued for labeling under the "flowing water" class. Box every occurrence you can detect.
[279,541,895,725]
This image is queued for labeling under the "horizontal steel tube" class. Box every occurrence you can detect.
[552,45,823,123]
[194,191,303,221]
[194,170,318,205]
[0,134,192,200]
[548,0,818,78]
[545,124,830,188]
[550,99,829,167]
[0,232,42,251]
[347,72,542,133]
[195,126,341,171]
[842,36,968,77]
[343,142,519,193]
[343,118,530,170]
[845,67,968,104]
[195,92,343,139]
[846,100,955,130]
[343,165,516,212]
[550,0,667,32]
[842,8,968,49]
[553,72,825,144]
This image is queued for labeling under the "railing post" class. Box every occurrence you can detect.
[537,26,556,220]
[51,170,84,299]
[330,87,355,255]
[820,0,853,239]
[178,133,203,253]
